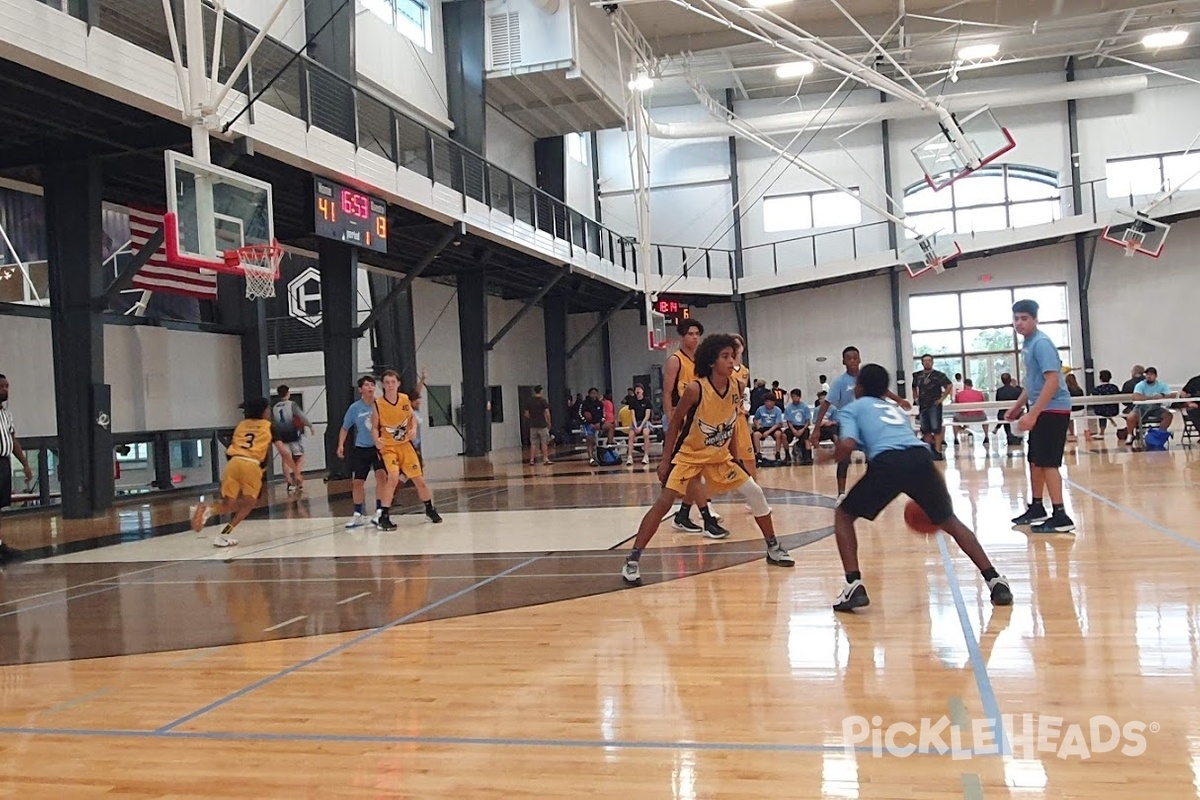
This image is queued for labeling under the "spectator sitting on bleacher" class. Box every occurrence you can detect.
[753,396,787,464]
[771,381,786,403]
[1116,364,1145,444]
[1089,370,1121,436]
[815,391,838,441]
[624,384,653,466]
[952,379,989,445]
[992,373,1023,446]
[749,380,771,416]
[579,388,607,466]
[1181,373,1200,435]
[1123,367,1177,442]
[783,388,813,465]
[602,391,617,444]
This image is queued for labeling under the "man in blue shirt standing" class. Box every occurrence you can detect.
[753,395,786,464]
[336,375,386,528]
[821,363,1013,612]
[783,388,813,465]
[1005,299,1076,533]
[810,346,911,502]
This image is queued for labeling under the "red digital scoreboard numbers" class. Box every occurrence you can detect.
[314,176,388,254]
[654,298,691,326]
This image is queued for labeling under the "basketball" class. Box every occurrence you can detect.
[904,500,939,534]
[293,415,305,431]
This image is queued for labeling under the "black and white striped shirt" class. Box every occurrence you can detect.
[0,405,14,458]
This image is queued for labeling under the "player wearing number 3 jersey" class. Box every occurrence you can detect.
[190,397,300,548]
[817,363,1012,613]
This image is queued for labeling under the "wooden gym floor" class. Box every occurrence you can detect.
[1,435,1199,797]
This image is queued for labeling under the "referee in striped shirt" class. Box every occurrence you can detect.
[1,374,33,562]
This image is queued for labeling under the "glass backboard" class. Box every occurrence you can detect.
[912,108,1016,192]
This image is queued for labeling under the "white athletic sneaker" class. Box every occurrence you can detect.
[835,493,847,506]
[345,513,365,529]
[371,509,382,527]
[213,533,238,548]
[641,456,649,465]
[766,542,795,567]
[622,560,642,584]
[626,457,634,466]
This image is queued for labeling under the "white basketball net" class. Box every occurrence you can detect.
[233,245,282,300]
[1122,230,1145,257]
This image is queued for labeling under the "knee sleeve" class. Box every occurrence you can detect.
[738,479,772,517]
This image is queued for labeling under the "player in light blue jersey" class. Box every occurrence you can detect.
[819,363,1013,613]
[810,346,910,501]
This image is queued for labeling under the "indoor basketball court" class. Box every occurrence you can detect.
[2,0,1200,796]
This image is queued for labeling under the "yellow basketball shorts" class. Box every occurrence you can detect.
[665,459,749,497]
[380,441,423,479]
[221,457,264,500]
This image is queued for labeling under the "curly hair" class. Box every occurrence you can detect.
[694,333,738,379]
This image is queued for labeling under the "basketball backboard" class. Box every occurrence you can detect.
[164,150,274,272]
[648,309,670,351]
[900,231,962,278]
[912,107,1016,192]
[1100,209,1171,258]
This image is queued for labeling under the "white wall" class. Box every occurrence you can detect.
[1089,217,1200,386]
[564,133,595,216]
[356,3,452,131]
[487,294,547,448]
[567,312,603,397]
[486,106,536,185]
[410,278,463,457]
[747,277,895,396]
[226,0,307,51]
[0,315,56,437]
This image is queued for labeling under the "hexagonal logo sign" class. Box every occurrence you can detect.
[287,267,322,328]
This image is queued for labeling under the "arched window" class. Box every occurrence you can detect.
[902,165,1061,239]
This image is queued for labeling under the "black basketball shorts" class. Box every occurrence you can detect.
[348,445,383,481]
[839,446,954,525]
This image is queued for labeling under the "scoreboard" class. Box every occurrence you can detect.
[653,297,691,327]
[314,177,388,253]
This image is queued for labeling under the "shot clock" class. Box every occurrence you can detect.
[314,176,389,253]
[653,297,691,327]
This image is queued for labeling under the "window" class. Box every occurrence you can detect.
[763,188,862,233]
[425,385,452,427]
[363,0,432,51]
[566,132,589,166]
[909,284,1071,397]
[1106,151,1200,199]
[903,165,1061,239]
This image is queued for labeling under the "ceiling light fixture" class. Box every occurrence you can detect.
[1142,29,1189,48]
[956,43,1000,60]
[628,73,654,92]
[775,60,815,79]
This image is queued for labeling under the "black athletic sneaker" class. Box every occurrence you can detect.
[426,508,443,524]
[833,580,870,613]
[702,517,730,539]
[1011,504,1049,526]
[376,514,398,532]
[672,514,703,533]
[988,576,1014,606]
[1030,512,1074,534]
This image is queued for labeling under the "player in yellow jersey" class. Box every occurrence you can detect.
[190,397,299,548]
[729,333,757,477]
[662,319,727,538]
[622,333,795,584]
[371,369,442,530]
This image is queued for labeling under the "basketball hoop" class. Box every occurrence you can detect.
[225,244,283,300]
[1122,231,1145,258]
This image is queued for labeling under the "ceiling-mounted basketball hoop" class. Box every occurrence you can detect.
[648,309,672,351]
[912,107,1016,192]
[1100,209,1171,259]
[900,232,962,278]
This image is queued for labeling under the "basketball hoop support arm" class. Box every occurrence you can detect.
[209,0,293,115]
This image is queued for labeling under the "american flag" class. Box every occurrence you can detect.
[129,207,218,299]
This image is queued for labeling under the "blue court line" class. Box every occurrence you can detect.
[0,724,993,757]
[936,534,1008,757]
[155,554,544,733]
[1065,479,1200,553]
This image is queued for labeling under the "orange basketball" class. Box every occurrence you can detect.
[904,500,939,534]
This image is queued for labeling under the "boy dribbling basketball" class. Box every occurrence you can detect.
[819,364,1012,612]
[191,397,299,547]
[621,333,795,584]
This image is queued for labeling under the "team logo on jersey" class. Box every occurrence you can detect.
[384,423,409,442]
[699,410,738,448]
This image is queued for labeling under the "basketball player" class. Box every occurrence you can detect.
[0,374,32,563]
[820,364,1012,612]
[371,369,442,530]
[730,334,757,478]
[191,397,299,547]
[809,346,910,503]
[662,319,726,538]
[622,333,795,583]
[272,385,312,492]
[337,375,387,528]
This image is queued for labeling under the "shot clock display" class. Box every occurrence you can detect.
[314,177,388,253]
[653,298,691,327]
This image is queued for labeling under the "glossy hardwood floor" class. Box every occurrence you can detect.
[2,437,1200,798]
